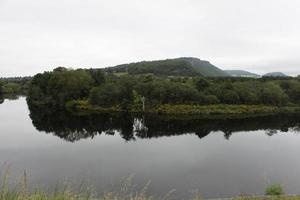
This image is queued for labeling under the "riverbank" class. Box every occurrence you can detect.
[65,100,300,118]
[1,192,300,200]
[0,180,297,199]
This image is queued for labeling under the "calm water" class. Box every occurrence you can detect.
[1,97,300,199]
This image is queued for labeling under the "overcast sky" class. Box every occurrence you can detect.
[1,0,300,77]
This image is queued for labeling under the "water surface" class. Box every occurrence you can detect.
[1,97,300,199]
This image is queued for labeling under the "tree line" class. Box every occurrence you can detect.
[27,67,300,111]
[0,77,31,96]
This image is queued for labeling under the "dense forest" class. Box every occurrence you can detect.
[27,67,300,115]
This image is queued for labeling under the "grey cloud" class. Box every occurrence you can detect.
[0,0,300,76]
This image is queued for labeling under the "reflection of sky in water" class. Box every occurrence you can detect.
[1,97,300,199]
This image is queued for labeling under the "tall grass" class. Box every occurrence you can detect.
[0,170,154,200]
[0,169,298,200]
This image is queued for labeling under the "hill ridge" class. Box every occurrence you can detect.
[225,70,260,78]
[104,57,229,77]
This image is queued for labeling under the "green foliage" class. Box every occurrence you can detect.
[280,80,300,103]
[47,70,93,106]
[27,72,51,102]
[89,83,124,107]
[28,69,94,106]
[233,82,259,104]
[2,83,22,94]
[261,82,288,105]
[265,184,284,196]
[28,67,300,113]
[132,90,143,110]
[156,104,278,115]
[0,77,29,95]
[53,66,68,72]
[88,76,135,110]
[204,95,220,104]
[89,69,105,85]
[0,81,3,95]
[221,90,240,104]
[195,78,210,91]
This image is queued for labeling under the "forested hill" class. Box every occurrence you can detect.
[225,70,260,78]
[263,72,289,77]
[180,57,229,77]
[103,57,229,77]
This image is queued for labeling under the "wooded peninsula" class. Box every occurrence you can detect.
[16,58,300,116]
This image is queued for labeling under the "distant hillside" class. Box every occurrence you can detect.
[263,72,289,77]
[104,57,229,77]
[179,57,229,77]
[225,70,260,78]
[104,58,200,77]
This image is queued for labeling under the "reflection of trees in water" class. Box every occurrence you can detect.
[224,131,233,140]
[266,129,278,136]
[0,95,20,104]
[288,125,300,133]
[27,102,300,142]
[28,102,133,142]
[133,117,149,138]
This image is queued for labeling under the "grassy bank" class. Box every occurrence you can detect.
[0,173,297,200]
[1,196,300,200]
[1,191,300,200]
[1,186,300,200]
[66,100,300,117]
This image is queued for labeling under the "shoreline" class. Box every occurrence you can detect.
[65,100,300,119]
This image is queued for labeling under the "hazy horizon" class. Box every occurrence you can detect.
[1,0,300,77]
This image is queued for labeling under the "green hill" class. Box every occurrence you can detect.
[180,57,229,77]
[225,70,260,78]
[263,72,289,77]
[104,57,229,77]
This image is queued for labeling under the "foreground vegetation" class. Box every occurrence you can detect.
[0,171,294,200]
[0,179,297,200]
[26,67,300,116]
[2,193,300,200]
[3,193,300,200]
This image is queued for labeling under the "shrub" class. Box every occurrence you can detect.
[2,83,22,94]
[221,90,240,104]
[204,95,220,104]
[261,82,288,106]
[265,184,284,196]
[195,78,210,91]
[89,84,123,107]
